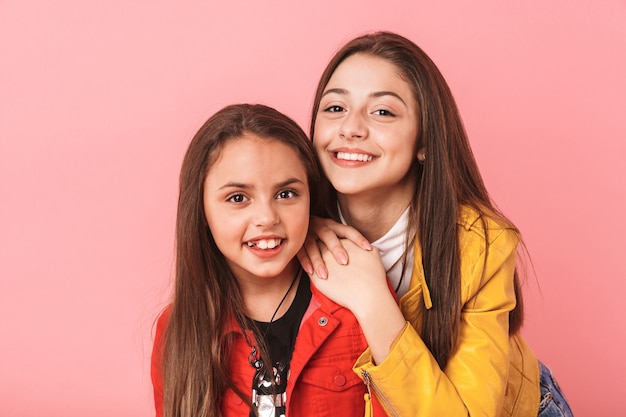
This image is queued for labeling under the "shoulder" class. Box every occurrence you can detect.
[155,305,172,332]
[152,305,172,355]
[457,204,520,251]
[151,305,172,394]
[457,205,520,292]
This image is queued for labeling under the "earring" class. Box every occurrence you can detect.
[418,153,426,164]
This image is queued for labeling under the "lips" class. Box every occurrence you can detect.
[246,238,282,250]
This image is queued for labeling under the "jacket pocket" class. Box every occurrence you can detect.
[300,364,363,391]
[296,365,368,416]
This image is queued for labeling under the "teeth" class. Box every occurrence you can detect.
[336,152,373,162]
[247,239,282,249]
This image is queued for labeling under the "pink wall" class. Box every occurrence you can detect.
[1,1,624,415]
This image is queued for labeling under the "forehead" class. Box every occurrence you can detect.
[207,133,307,181]
[326,53,409,91]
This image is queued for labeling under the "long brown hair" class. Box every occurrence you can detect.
[310,31,524,368]
[162,103,321,417]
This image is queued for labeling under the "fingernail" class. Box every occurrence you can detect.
[337,253,348,265]
[362,240,373,250]
[316,266,328,280]
[303,263,314,275]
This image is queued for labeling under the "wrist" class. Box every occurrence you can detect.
[353,293,406,364]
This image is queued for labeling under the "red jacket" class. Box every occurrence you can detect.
[151,281,384,416]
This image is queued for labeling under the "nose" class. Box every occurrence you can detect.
[339,110,367,141]
[253,199,280,227]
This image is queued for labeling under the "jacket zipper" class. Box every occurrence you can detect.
[361,370,399,417]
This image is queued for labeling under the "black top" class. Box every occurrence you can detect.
[247,275,312,417]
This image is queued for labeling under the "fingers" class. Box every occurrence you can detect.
[332,224,372,252]
[315,226,349,266]
[301,234,328,279]
[296,245,314,276]
[309,217,372,265]
[304,216,375,279]
[310,217,372,251]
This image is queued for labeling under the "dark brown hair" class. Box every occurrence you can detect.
[162,103,321,417]
[310,31,524,368]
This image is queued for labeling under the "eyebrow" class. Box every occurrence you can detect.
[218,177,306,191]
[321,88,407,106]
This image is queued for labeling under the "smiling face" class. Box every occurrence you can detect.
[313,53,420,202]
[203,133,310,284]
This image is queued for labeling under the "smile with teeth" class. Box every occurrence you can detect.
[246,239,282,250]
[335,151,374,162]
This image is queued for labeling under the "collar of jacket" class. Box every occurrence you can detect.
[220,277,342,338]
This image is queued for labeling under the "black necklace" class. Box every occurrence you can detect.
[247,269,300,370]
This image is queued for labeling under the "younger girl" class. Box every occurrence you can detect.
[151,104,385,417]
[300,32,573,416]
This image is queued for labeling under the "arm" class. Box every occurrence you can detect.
[151,309,169,417]
[352,227,520,417]
[310,239,407,364]
[297,216,372,278]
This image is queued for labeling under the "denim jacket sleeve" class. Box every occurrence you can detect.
[353,211,521,417]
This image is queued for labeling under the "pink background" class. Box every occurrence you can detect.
[1,1,624,416]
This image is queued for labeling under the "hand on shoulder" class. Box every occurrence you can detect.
[309,239,388,316]
[297,216,372,278]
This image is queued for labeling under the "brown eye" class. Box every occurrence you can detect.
[277,190,298,199]
[227,194,247,203]
[373,109,395,117]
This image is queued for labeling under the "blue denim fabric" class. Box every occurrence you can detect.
[537,362,574,417]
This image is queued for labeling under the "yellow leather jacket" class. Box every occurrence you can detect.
[353,206,540,416]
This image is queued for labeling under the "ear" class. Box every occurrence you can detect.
[416,147,426,163]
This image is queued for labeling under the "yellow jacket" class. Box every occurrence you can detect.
[353,206,540,417]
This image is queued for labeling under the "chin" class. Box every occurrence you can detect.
[332,184,368,196]
[251,263,292,279]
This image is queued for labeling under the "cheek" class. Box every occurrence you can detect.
[313,120,332,146]
[203,205,217,232]
[312,141,328,166]
[312,131,322,148]
[313,130,333,162]
[289,204,310,245]
[205,208,236,244]
[387,128,419,157]
[313,144,325,163]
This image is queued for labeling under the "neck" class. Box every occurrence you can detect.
[337,180,415,242]
[238,261,301,322]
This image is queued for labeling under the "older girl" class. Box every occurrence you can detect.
[300,32,573,417]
